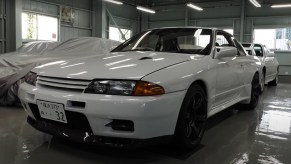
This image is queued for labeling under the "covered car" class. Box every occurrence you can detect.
[0,37,120,105]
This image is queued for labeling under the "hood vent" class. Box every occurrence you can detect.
[139,57,153,60]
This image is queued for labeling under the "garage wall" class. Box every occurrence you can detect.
[0,0,8,53]
[146,1,291,76]
[148,3,291,42]
[275,52,291,76]
[4,0,22,52]
[21,1,140,44]
[22,0,93,42]
[5,0,140,52]
[105,3,139,36]
[148,4,242,39]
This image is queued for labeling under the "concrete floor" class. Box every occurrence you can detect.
[1,83,291,164]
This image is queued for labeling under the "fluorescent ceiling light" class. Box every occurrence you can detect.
[186,3,203,11]
[104,0,123,5]
[271,4,291,8]
[249,0,261,7]
[136,6,156,14]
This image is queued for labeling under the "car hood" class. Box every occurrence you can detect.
[33,51,204,80]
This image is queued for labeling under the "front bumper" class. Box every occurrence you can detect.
[27,116,173,147]
[19,83,186,140]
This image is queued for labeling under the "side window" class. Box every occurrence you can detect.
[216,31,235,47]
[254,44,263,57]
[246,50,253,55]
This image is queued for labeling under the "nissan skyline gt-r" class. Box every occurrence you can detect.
[0,37,120,105]
[242,43,279,92]
[19,27,262,149]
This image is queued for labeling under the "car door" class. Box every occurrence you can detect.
[263,46,277,79]
[233,39,257,94]
[212,31,243,108]
[254,44,271,82]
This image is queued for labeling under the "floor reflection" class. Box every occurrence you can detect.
[1,84,291,164]
[230,85,291,164]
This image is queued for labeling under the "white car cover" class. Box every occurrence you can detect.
[0,37,121,105]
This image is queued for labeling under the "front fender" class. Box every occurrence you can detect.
[141,56,216,111]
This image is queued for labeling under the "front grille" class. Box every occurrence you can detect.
[37,76,91,92]
[28,103,92,132]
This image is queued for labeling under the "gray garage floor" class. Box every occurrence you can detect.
[1,82,291,164]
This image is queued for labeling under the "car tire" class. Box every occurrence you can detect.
[268,70,278,86]
[260,73,266,94]
[260,72,265,94]
[174,84,207,149]
[241,73,260,110]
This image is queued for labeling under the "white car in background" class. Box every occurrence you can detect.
[242,43,279,92]
[19,27,262,149]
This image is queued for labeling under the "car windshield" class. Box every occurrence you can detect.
[112,28,213,55]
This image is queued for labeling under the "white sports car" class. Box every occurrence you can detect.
[19,27,262,149]
[242,43,279,92]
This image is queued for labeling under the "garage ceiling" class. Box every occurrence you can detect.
[122,0,291,7]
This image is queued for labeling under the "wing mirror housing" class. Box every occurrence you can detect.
[214,46,238,59]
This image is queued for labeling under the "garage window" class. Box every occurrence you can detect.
[223,29,234,35]
[109,26,132,42]
[254,28,291,51]
[22,12,58,41]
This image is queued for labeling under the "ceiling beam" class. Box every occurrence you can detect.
[147,0,241,7]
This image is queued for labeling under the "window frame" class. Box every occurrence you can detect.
[254,44,264,57]
[108,26,132,42]
[215,30,236,47]
[22,12,59,42]
[253,26,291,52]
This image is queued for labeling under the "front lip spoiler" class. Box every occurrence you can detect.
[27,117,173,148]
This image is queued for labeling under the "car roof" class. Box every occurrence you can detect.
[146,26,236,37]
[148,26,219,31]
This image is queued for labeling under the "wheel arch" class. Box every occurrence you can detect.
[174,79,209,144]
[255,71,260,76]
[262,66,266,76]
[190,80,208,103]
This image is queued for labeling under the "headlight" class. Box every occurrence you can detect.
[84,80,165,96]
[24,72,37,86]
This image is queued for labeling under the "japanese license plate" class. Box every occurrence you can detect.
[36,100,67,123]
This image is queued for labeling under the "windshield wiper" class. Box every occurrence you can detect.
[121,47,155,52]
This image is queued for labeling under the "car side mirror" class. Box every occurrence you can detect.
[214,47,238,59]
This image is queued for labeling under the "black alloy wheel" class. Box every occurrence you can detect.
[174,84,207,149]
[241,73,260,110]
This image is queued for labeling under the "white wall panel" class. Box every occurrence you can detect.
[22,0,92,42]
